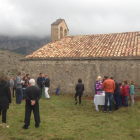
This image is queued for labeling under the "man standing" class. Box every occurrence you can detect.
[22,79,41,129]
[9,77,14,99]
[110,77,121,110]
[37,73,45,95]
[16,72,24,104]
[102,76,116,113]
[44,74,50,99]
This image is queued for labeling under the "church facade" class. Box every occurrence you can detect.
[21,19,140,96]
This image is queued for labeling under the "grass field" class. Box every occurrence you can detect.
[0,95,140,140]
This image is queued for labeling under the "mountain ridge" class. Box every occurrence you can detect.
[0,35,51,55]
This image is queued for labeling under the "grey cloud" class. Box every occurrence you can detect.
[0,0,140,37]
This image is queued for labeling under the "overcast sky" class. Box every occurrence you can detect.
[0,0,140,37]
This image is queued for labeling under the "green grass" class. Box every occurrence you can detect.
[0,95,140,140]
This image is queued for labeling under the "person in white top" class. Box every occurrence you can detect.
[44,74,50,99]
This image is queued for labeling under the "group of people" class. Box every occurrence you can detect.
[0,72,51,129]
[7,73,30,103]
[0,72,135,129]
[94,76,135,113]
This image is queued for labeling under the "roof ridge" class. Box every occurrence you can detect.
[25,31,140,59]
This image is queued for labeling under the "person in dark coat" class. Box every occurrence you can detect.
[0,75,11,128]
[13,78,16,97]
[22,79,41,129]
[37,73,45,95]
[22,76,28,100]
[110,77,121,110]
[26,74,30,87]
[75,79,84,105]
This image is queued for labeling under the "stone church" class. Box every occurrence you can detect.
[21,19,140,96]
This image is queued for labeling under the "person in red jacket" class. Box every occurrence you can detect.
[121,80,130,107]
[119,83,124,106]
[102,76,116,113]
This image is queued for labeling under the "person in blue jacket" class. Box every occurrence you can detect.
[37,73,45,95]
[56,85,60,95]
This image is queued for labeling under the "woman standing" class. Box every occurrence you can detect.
[94,76,102,95]
[0,75,11,128]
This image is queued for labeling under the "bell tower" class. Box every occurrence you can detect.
[51,19,69,42]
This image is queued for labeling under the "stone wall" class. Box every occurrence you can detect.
[21,59,140,96]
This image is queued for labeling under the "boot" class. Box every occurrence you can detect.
[2,123,9,128]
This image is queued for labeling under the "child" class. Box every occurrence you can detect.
[94,76,102,95]
[56,85,60,95]
[129,80,135,106]
[120,83,124,106]
[122,80,130,107]
[75,79,84,105]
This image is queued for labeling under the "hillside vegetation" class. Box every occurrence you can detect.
[0,50,25,77]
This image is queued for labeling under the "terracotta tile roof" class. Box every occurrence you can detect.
[26,31,140,59]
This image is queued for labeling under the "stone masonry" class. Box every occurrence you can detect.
[21,58,140,96]
[51,19,69,42]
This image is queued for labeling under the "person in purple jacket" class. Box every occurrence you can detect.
[94,76,102,95]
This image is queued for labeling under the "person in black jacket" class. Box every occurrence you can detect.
[75,79,84,105]
[37,73,45,95]
[44,74,50,99]
[110,77,121,110]
[22,79,41,129]
[0,75,11,128]
[22,76,28,100]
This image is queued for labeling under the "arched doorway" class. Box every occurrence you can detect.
[60,27,63,39]
[64,29,67,37]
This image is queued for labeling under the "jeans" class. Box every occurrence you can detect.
[114,94,120,110]
[38,86,43,95]
[22,88,26,99]
[124,96,128,107]
[104,93,113,111]
[16,88,23,104]
[119,95,122,106]
[13,88,16,97]
[0,109,7,123]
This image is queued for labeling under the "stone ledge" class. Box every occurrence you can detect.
[20,56,140,61]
